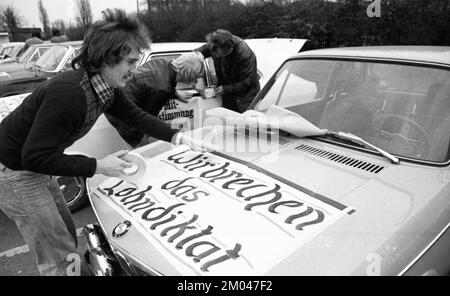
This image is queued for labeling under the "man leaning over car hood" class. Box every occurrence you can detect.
[0,8,210,276]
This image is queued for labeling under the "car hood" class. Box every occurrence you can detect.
[245,39,308,87]
[88,127,450,275]
[0,62,32,74]
[0,68,45,83]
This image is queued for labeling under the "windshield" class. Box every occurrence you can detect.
[9,45,23,59]
[18,46,37,64]
[1,46,14,58]
[254,59,450,163]
[35,46,68,71]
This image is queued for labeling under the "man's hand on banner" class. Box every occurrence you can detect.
[172,131,222,153]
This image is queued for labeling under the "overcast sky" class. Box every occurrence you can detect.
[0,0,140,28]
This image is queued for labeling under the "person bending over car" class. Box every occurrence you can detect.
[196,29,260,113]
[0,9,212,276]
[107,52,205,147]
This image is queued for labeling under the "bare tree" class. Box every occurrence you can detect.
[75,0,93,28]
[0,5,22,30]
[51,19,66,33]
[38,0,51,38]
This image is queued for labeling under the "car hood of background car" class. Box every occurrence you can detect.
[0,62,34,74]
[245,38,308,87]
[88,126,450,276]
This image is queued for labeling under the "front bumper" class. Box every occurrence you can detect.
[83,224,122,276]
[83,224,154,276]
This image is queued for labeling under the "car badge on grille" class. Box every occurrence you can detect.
[112,221,132,238]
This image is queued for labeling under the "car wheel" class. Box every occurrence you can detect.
[56,176,89,213]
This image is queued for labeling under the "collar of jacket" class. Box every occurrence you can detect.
[90,73,115,104]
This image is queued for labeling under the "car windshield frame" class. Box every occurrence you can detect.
[18,46,40,64]
[1,46,14,57]
[8,45,23,59]
[250,56,450,167]
[35,45,69,72]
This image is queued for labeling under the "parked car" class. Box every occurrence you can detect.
[82,46,450,276]
[0,41,81,97]
[0,42,25,64]
[0,39,305,213]
[34,41,82,74]
[0,43,53,73]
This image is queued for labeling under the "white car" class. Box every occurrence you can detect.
[84,46,450,276]
[0,42,25,64]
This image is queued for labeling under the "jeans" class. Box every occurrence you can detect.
[0,162,81,276]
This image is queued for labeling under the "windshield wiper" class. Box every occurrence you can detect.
[318,132,366,148]
[319,131,400,165]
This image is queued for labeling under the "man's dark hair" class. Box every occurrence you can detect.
[31,31,42,38]
[72,8,150,74]
[208,29,235,55]
[52,28,60,36]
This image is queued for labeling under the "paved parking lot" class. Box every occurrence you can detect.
[0,205,97,276]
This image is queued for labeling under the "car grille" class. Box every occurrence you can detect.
[294,144,385,174]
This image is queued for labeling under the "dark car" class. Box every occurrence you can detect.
[0,41,81,97]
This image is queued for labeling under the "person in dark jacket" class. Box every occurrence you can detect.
[23,31,44,53]
[107,52,205,147]
[196,29,260,113]
[50,28,70,43]
[0,9,210,276]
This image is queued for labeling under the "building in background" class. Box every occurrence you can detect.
[0,32,9,44]
[7,28,42,42]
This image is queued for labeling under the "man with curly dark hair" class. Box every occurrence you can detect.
[0,8,209,276]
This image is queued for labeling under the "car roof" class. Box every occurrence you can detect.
[59,40,83,47]
[149,42,204,53]
[1,42,24,47]
[294,46,450,66]
[29,43,53,48]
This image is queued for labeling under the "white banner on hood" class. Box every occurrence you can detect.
[95,146,353,275]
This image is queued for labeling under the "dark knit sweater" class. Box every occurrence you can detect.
[0,70,178,178]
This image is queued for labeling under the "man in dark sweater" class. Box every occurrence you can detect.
[196,29,260,113]
[106,52,205,147]
[0,9,208,276]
